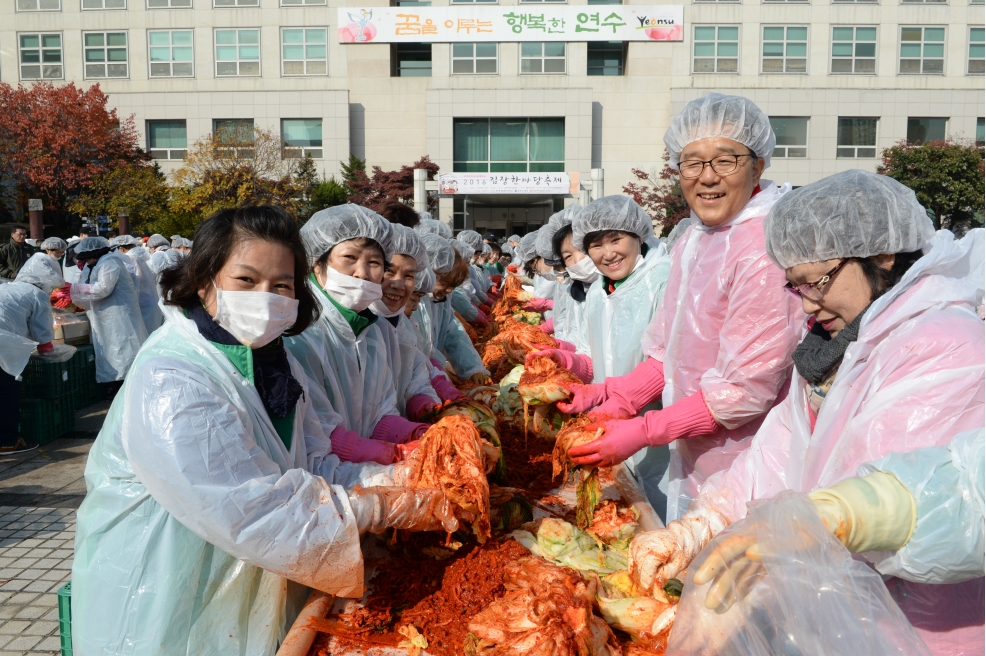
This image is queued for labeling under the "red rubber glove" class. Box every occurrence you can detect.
[525,348,593,384]
[490,275,503,286]
[395,440,421,461]
[431,375,465,403]
[569,393,719,467]
[556,382,608,415]
[329,426,398,465]
[539,318,554,334]
[370,415,429,444]
[473,309,491,328]
[479,304,492,315]
[36,342,54,354]
[523,298,553,313]
[406,393,440,421]
[590,357,666,421]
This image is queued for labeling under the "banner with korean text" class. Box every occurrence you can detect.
[338,6,684,43]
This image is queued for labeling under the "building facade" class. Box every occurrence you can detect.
[2,0,983,234]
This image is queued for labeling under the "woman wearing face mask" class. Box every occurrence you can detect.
[561,94,802,521]
[627,171,985,655]
[285,205,428,466]
[111,235,164,333]
[548,206,598,353]
[371,224,442,421]
[448,238,491,328]
[457,230,493,303]
[531,206,583,339]
[406,267,437,356]
[72,206,457,656]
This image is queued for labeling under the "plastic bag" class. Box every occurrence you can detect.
[32,343,77,363]
[667,491,930,656]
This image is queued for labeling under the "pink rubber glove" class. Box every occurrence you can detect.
[556,382,608,415]
[479,304,492,315]
[473,309,491,328]
[329,426,397,465]
[569,392,719,467]
[406,393,439,421]
[589,357,666,421]
[37,342,54,354]
[539,318,555,334]
[431,375,465,403]
[523,298,553,313]
[370,415,429,444]
[525,349,593,385]
[554,339,577,352]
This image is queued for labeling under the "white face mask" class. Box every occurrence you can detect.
[320,265,382,312]
[567,256,601,284]
[370,299,403,318]
[214,284,299,348]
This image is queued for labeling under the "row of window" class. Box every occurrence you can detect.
[17,26,984,81]
[14,0,984,9]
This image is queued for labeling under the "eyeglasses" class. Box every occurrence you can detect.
[784,260,847,301]
[678,154,756,179]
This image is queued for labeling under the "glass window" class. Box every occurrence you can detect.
[588,0,622,4]
[84,32,129,78]
[764,0,808,4]
[521,0,565,3]
[282,119,323,158]
[837,118,878,158]
[392,43,432,76]
[215,29,260,77]
[282,28,327,76]
[521,42,566,74]
[451,0,495,4]
[16,0,61,9]
[900,27,945,74]
[587,41,626,75]
[19,33,63,80]
[149,30,194,77]
[902,0,945,4]
[977,118,985,147]
[452,43,498,74]
[970,27,985,74]
[214,119,255,157]
[282,0,325,4]
[770,117,808,157]
[832,26,876,73]
[694,26,739,73]
[453,118,565,172]
[906,118,947,143]
[214,0,257,5]
[762,26,807,73]
[147,120,187,160]
[148,0,192,6]
[83,0,125,8]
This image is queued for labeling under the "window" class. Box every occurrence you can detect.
[907,118,947,144]
[977,118,984,148]
[392,0,431,4]
[147,120,187,160]
[451,0,496,4]
[521,43,566,73]
[391,44,432,76]
[215,29,260,77]
[282,28,327,76]
[762,26,807,73]
[770,117,808,157]
[83,0,125,7]
[453,118,565,172]
[16,0,60,9]
[764,0,808,4]
[214,119,255,157]
[452,43,497,74]
[832,0,876,3]
[902,0,945,4]
[970,27,985,74]
[588,0,622,4]
[900,27,944,74]
[84,32,129,78]
[19,33,62,80]
[693,26,738,73]
[282,0,325,4]
[149,30,193,77]
[282,119,323,158]
[831,26,876,73]
[837,118,877,158]
[148,0,192,6]
[215,0,258,5]
[587,42,626,75]
[521,0,565,3]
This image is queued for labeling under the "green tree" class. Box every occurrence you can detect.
[878,139,985,235]
[309,177,350,215]
[339,153,366,193]
[69,162,171,232]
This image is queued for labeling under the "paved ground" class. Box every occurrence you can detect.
[0,400,107,656]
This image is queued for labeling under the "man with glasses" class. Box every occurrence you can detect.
[0,226,35,280]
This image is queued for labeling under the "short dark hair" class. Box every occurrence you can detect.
[315,237,387,272]
[583,229,640,251]
[551,224,574,262]
[377,201,420,228]
[12,226,27,234]
[160,205,319,337]
[489,242,502,256]
[854,251,923,301]
[523,257,540,278]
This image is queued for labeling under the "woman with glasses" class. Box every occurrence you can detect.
[627,170,984,655]
[560,93,802,521]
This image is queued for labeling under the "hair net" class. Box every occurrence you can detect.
[537,204,583,265]
[481,243,492,255]
[449,239,474,261]
[664,93,776,170]
[502,243,514,257]
[15,253,65,294]
[764,170,936,270]
[516,232,540,263]
[302,203,395,264]
[418,211,432,222]
[147,234,169,249]
[457,230,483,253]
[109,236,130,247]
[76,236,111,259]
[664,217,693,252]
[415,218,453,240]
[40,237,68,251]
[182,238,193,249]
[171,235,184,248]
[419,233,455,274]
[390,224,429,272]
[414,267,436,294]
[572,195,654,253]
[508,234,521,244]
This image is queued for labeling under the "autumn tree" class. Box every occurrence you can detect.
[347,156,439,212]
[340,153,366,193]
[623,150,690,237]
[69,162,171,232]
[878,139,985,235]
[0,82,145,222]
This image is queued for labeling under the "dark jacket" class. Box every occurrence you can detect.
[0,238,34,279]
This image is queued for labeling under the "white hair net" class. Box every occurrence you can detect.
[508,234,521,245]
[109,235,141,248]
[502,243,514,257]
[664,92,776,170]
[664,217,692,252]
[457,230,483,253]
[76,236,111,258]
[301,204,395,264]
[415,218,453,240]
[449,239,474,261]
[171,235,184,248]
[572,196,653,253]
[40,237,67,251]
[516,232,540,263]
[418,211,433,222]
[419,233,455,274]
[481,243,491,255]
[764,169,936,270]
[414,267,436,294]
[147,234,169,249]
[537,204,583,265]
[390,224,429,273]
[16,253,65,293]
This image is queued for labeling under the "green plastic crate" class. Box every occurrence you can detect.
[19,393,76,444]
[58,581,72,656]
[68,345,95,382]
[71,382,106,409]
[20,358,75,399]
